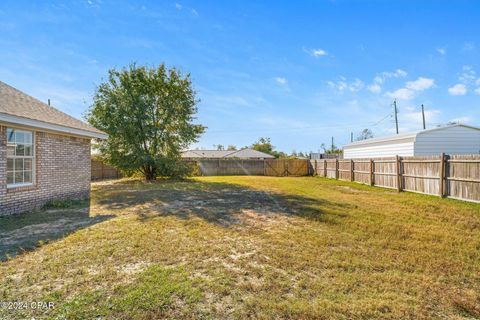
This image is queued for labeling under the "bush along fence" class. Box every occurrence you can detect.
[310,154,480,203]
[91,159,123,181]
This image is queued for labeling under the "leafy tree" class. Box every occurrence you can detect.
[214,144,225,150]
[320,143,343,155]
[356,128,374,141]
[251,137,289,158]
[227,145,237,150]
[251,137,275,155]
[87,63,205,180]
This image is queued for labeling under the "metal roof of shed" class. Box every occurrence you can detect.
[343,124,480,149]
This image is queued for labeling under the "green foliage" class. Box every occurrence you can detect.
[87,63,205,180]
[213,144,225,150]
[320,143,343,154]
[42,199,89,210]
[251,137,286,158]
[227,145,237,150]
[356,128,374,141]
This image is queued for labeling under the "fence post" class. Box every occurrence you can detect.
[324,160,327,177]
[335,158,339,180]
[350,159,354,181]
[314,160,317,176]
[396,155,402,192]
[263,160,266,176]
[369,159,374,186]
[439,153,445,197]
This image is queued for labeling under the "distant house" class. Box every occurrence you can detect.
[0,81,107,215]
[182,148,275,160]
[343,124,480,159]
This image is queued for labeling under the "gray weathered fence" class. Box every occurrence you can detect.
[187,159,310,177]
[310,154,480,203]
[91,159,122,181]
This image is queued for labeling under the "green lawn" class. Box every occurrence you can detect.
[1,176,479,319]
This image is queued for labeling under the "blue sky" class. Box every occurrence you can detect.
[1,1,479,153]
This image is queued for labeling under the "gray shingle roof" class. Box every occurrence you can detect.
[0,81,106,138]
[182,148,275,159]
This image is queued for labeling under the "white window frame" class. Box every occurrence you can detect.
[6,127,35,188]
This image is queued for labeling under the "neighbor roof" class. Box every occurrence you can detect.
[182,148,275,159]
[343,124,480,149]
[0,81,107,139]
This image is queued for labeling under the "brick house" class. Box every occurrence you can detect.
[0,81,107,215]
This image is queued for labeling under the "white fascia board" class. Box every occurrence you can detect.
[0,113,108,139]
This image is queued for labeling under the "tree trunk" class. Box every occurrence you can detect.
[144,166,156,181]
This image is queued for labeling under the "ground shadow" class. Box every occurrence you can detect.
[94,179,352,227]
[0,204,114,261]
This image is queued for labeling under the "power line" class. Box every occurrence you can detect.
[206,113,395,134]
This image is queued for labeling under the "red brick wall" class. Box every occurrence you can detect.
[0,125,91,215]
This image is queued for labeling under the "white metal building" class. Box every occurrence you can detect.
[343,124,480,159]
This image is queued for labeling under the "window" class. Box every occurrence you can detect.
[6,128,34,187]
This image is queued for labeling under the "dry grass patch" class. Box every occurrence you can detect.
[0,176,479,319]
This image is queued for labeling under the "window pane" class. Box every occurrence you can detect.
[14,171,23,184]
[24,132,32,144]
[15,131,25,144]
[7,129,14,142]
[24,171,32,183]
[24,159,32,170]
[7,172,14,184]
[24,145,33,156]
[7,159,14,170]
[7,145,15,157]
[15,159,24,171]
[15,144,25,156]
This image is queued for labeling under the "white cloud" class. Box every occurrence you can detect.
[275,77,288,85]
[403,109,441,127]
[474,87,480,95]
[448,84,467,96]
[459,65,476,84]
[368,83,381,93]
[191,8,198,16]
[304,47,328,57]
[385,77,434,100]
[175,3,182,10]
[349,78,364,92]
[405,77,435,91]
[377,69,407,84]
[385,88,415,100]
[437,48,446,55]
[368,69,407,94]
[312,48,327,57]
[327,77,363,93]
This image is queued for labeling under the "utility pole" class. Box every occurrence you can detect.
[421,104,426,130]
[393,99,399,134]
[331,136,334,153]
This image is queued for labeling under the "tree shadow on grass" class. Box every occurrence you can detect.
[94,179,353,227]
[0,204,114,261]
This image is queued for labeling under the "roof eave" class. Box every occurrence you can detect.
[0,113,108,139]
[343,134,417,149]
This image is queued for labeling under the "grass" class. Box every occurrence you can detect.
[0,176,479,319]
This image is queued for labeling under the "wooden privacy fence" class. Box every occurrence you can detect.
[91,159,123,181]
[188,159,310,177]
[310,154,480,203]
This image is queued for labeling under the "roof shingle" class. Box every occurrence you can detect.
[0,81,105,137]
